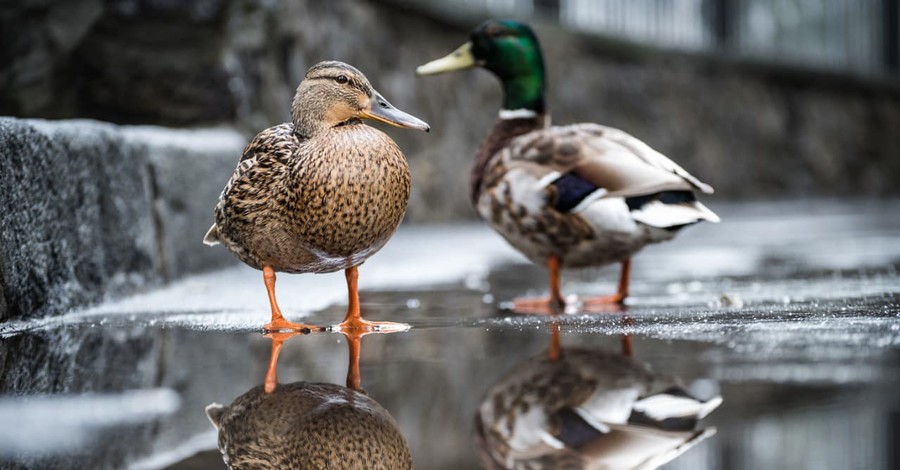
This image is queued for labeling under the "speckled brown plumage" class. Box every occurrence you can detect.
[207,382,413,470]
[211,120,410,274]
[471,115,546,205]
[475,347,721,469]
[207,62,413,274]
[474,117,718,269]
[203,61,428,330]
[472,115,720,307]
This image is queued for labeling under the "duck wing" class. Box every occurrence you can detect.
[505,123,719,227]
[205,123,298,246]
[509,123,712,196]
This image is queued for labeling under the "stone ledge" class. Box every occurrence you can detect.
[0,117,244,322]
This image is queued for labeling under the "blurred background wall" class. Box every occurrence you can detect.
[2,0,900,320]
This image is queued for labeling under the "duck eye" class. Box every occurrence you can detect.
[335,75,349,84]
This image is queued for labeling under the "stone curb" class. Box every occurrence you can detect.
[0,117,244,322]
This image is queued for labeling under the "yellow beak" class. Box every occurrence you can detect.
[416,42,477,75]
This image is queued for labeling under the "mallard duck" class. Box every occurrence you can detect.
[206,381,413,469]
[204,61,429,331]
[476,327,722,469]
[417,21,718,312]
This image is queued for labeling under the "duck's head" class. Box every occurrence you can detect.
[293,61,430,138]
[417,20,546,112]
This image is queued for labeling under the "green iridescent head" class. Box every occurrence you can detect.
[417,19,546,113]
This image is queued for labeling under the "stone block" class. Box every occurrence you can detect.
[121,127,245,281]
[0,118,156,322]
[0,118,245,321]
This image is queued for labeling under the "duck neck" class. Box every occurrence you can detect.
[472,48,548,205]
[291,109,327,140]
[291,86,336,139]
[500,73,546,115]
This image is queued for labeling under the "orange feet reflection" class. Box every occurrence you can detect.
[548,319,563,361]
[263,330,307,393]
[338,320,408,390]
[262,318,407,394]
[546,316,632,361]
[336,316,410,333]
[620,315,634,358]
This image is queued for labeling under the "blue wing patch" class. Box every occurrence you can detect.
[551,173,601,212]
[554,407,606,448]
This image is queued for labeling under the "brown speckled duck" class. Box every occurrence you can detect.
[417,21,718,313]
[204,61,429,332]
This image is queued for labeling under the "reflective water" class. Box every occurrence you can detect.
[1,201,898,470]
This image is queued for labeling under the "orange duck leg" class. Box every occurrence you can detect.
[262,266,323,333]
[582,258,631,308]
[337,266,409,333]
[512,255,566,314]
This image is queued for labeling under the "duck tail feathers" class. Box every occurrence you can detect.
[631,200,720,229]
[203,224,221,246]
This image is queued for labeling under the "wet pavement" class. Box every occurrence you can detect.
[0,200,898,470]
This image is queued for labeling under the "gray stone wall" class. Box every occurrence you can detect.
[0,118,243,322]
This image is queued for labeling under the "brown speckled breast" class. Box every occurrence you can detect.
[214,123,410,273]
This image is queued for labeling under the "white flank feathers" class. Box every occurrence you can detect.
[633,393,723,421]
[630,201,720,228]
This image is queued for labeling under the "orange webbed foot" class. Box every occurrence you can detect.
[575,294,627,315]
[263,317,325,334]
[335,316,409,334]
[509,296,568,315]
[338,266,409,333]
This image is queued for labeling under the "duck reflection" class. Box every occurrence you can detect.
[205,330,413,469]
[476,320,721,469]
